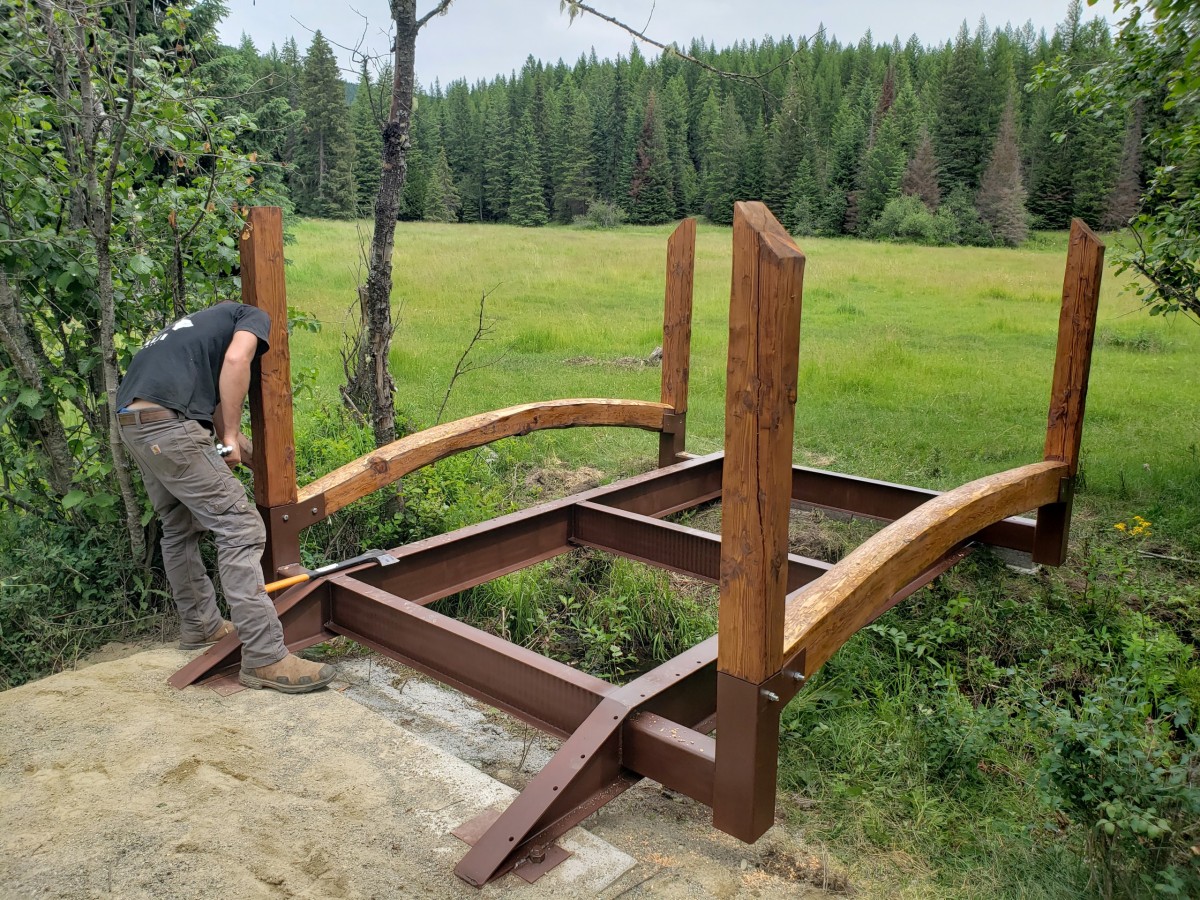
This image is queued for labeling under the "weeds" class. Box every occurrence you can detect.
[434,552,715,681]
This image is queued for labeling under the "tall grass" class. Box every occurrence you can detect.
[286,219,1200,546]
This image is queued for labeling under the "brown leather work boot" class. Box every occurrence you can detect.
[179,619,235,650]
[239,654,335,694]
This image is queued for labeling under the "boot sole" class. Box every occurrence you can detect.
[238,671,333,694]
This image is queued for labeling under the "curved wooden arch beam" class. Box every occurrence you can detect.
[782,460,1068,675]
[300,398,671,517]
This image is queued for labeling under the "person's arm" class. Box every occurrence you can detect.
[216,330,259,468]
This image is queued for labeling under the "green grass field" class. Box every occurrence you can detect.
[287,219,1200,539]
[285,219,1200,898]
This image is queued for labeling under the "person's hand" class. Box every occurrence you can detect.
[220,433,243,469]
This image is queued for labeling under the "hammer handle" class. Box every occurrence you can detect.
[264,574,311,594]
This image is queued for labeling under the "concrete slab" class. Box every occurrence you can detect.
[0,647,633,899]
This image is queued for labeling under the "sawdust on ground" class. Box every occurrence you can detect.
[0,642,861,899]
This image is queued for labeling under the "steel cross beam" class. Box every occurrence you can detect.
[168,449,1027,886]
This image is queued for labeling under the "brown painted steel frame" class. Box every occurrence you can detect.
[172,451,1028,883]
[173,207,1097,888]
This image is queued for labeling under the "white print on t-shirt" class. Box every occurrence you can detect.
[141,316,193,350]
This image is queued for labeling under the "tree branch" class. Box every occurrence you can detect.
[416,1,454,31]
[559,1,814,95]
[436,284,505,424]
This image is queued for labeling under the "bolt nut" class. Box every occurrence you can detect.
[281,514,289,522]
[528,845,546,863]
[763,690,780,703]
[792,672,806,684]
[311,507,318,515]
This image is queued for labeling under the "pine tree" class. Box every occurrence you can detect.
[784,155,822,236]
[763,77,808,213]
[551,76,595,222]
[423,147,461,222]
[508,111,548,226]
[858,114,907,224]
[936,22,991,193]
[443,80,483,221]
[293,31,356,218]
[702,94,746,226]
[628,90,676,224]
[739,112,767,203]
[661,73,696,216]
[902,130,942,210]
[481,91,512,221]
[351,63,383,217]
[1103,104,1142,229]
[823,96,867,233]
[976,93,1028,246]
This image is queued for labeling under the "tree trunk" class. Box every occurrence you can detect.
[348,0,424,448]
[95,237,147,560]
[0,275,76,498]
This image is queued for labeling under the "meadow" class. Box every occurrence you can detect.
[285,219,1200,898]
[287,219,1200,537]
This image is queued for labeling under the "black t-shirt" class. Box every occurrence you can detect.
[116,302,271,425]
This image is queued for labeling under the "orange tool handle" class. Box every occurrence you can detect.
[264,573,311,594]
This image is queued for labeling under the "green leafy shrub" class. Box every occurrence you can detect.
[867,195,940,245]
[0,514,164,688]
[573,199,627,229]
[1029,614,1200,899]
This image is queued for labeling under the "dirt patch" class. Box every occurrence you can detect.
[0,647,634,899]
[522,462,606,500]
[564,354,659,369]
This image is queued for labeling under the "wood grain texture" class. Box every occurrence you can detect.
[300,398,671,516]
[660,218,696,414]
[659,218,697,466]
[1043,219,1105,474]
[241,207,297,508]
[1033,219,1105,566]
[783,460,1068,674]
[718,202,805,683]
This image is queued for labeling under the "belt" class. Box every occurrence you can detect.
[118,407,179,426]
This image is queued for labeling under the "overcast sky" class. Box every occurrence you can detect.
[218,1,1116,87]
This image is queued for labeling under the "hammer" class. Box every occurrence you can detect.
[263,549,399,594]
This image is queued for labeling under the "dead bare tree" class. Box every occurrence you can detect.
[435,284,505,424]
[344,0,453,449]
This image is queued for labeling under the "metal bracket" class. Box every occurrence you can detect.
[1058,474,1075,504]
[259,495,327,576]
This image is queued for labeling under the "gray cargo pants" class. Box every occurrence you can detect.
[119,414,288,669]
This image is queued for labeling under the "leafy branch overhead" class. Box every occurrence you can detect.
[1052,0,1200,321]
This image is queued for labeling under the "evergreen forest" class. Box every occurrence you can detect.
[220,3,1136,247]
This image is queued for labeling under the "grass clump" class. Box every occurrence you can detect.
[435,552,715,681]
[778,527,1200,899]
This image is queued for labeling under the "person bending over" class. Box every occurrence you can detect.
[116,300,333,694]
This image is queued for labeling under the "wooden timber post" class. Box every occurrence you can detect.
[659,218,697,467]
[713,202,805,841]
[240,207,303,579]
[1032,219,1105,566]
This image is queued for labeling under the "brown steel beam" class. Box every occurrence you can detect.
[571,501,832,591]
[791,465,1036,553]
[351,454,733,604]
[453,636,727,887]
[593,453,724,517]
[327,575,612,737]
